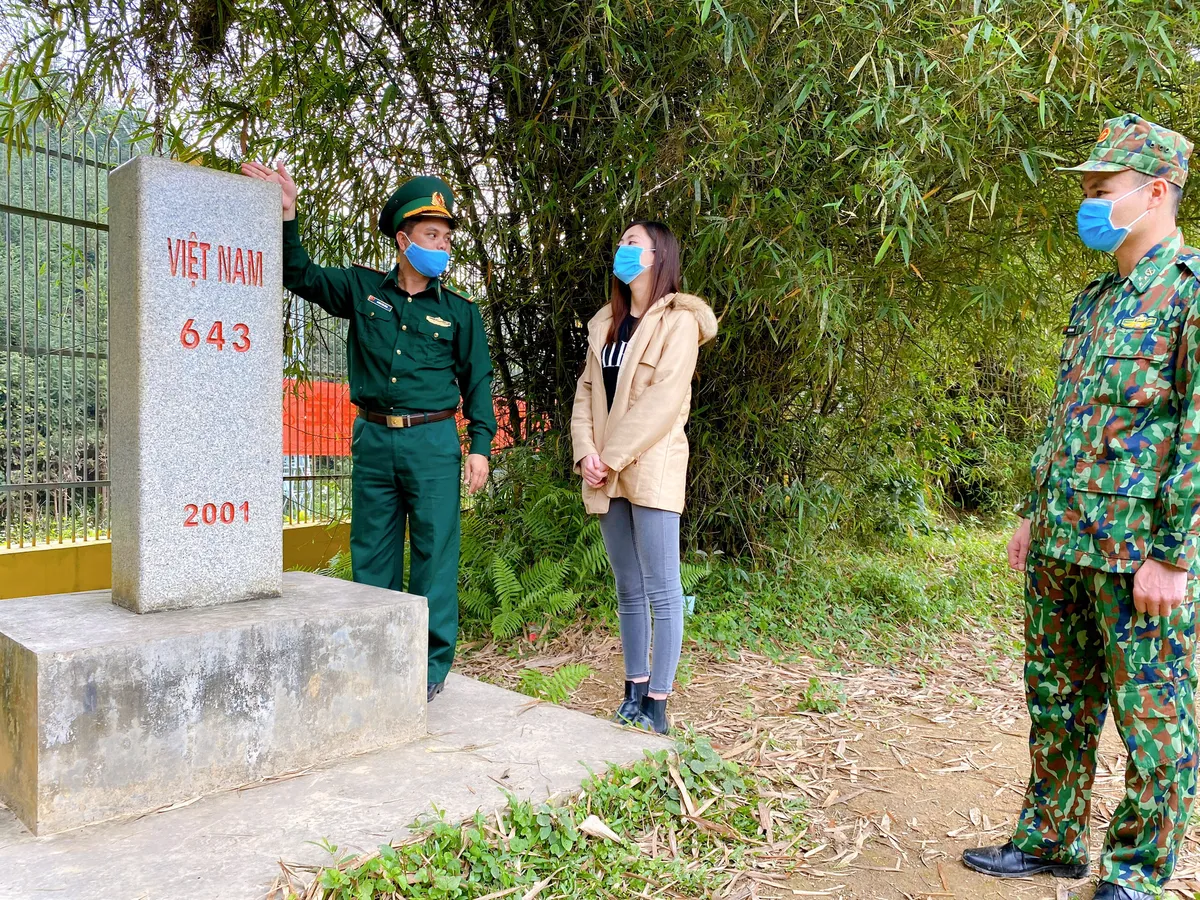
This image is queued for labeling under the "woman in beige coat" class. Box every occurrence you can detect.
[571,220,717,734]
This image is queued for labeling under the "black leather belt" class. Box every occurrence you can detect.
[357,408,457,429]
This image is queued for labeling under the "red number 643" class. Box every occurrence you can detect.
[180,320,250,351]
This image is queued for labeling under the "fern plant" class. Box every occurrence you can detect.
[462,547,586,639]
[317,446,712,642]
[518,664,592,703]
[458,448,612,639]
[681,560,710,594]
[319,549,353,581]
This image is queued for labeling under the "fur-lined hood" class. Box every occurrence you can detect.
[664,292,718,345]
[588,291,718,348]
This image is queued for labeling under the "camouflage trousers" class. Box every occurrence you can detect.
[1012,554,1198,893]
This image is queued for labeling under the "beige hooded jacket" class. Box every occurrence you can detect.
[571,292,718,515]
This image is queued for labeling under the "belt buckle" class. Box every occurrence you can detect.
[386,414,406,428]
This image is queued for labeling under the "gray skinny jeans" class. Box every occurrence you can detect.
[597,498,684,695]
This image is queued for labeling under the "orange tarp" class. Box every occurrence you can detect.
[283,379,354,457]
[282,379,528,457]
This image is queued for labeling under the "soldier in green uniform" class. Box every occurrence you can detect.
[962,117,1199,899]
[241,161,497,702]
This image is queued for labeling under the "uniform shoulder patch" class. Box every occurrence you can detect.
[1075,274,1108,303]
[1177,251,1200,280]
[352,262,385,275]
[441,282,474,303]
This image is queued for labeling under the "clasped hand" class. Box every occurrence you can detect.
[581,454,609,488]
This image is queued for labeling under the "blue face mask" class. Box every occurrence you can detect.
[1076,181,1153,253]
[613,245,653,284]
[402,236,450,278]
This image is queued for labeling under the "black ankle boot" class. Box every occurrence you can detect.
[633,695,670,735]
[614,680,649,724]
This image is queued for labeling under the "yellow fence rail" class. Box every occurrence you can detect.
[0,522,350,601]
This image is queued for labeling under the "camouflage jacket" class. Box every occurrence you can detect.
[1023,229,1200,573]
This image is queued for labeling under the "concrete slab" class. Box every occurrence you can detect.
[0,573,427,834]
[0,673,668,900]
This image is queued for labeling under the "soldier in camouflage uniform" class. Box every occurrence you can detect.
[961,116,1198,899]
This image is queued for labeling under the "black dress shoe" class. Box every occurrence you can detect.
[614,680,649,724]
[427,681,445,702]
[961,841,1088,879]
[1094,882,1154,900]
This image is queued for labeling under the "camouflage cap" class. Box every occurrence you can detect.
[1057,114,1192,187]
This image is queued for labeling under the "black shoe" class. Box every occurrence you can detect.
[614,680,649,724]
[961,841,1088,879]
[629,695,670,735]
[1094,883,1154,900]
[427,681,445,702]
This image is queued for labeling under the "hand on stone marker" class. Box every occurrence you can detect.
[464,453,489,495]
[1133,558,1188,618]
[239,160,298,221]
[1007,517,1031,573]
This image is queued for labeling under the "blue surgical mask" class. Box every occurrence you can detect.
[402,236,450,278]
[613,245,653,284]
[1076,181,1153,253]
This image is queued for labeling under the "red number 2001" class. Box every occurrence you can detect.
[184,501,250,526]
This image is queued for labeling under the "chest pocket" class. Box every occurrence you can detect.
[408,316,455,365]
[354,295,396,349]
[628,328,664,403]
[1092,324,1175,407]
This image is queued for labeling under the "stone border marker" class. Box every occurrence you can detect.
[0,158,429,836]
[108,156,283,613]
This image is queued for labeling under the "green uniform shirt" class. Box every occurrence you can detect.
[1023,229,1200,572]
[282,215,497,457]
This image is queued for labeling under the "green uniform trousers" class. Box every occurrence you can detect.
[1013,554,1198,893]
[350,416,462,684]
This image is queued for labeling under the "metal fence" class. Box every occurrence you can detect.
[1,113,353,548]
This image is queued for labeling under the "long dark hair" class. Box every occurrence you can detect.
[608,220,682,343]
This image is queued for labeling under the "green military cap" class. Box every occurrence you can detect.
[1057,114,1192,187]
[377,175,458,236]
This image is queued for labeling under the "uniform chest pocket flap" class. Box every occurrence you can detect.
[416,318,454,342]
[1093,325,1174,407]
[355,294,395,323]
[407,316,455,363]
[1068,457,1160,499]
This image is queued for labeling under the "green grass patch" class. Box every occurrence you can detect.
[300,738,806,899]
[689,524,1022,667]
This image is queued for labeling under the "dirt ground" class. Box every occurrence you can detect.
[459,620,1200,900]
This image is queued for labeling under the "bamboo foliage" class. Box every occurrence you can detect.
[3,1,1199,548]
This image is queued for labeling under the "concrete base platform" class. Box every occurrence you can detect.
[0,674,668,900]
[0,573,427,834]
